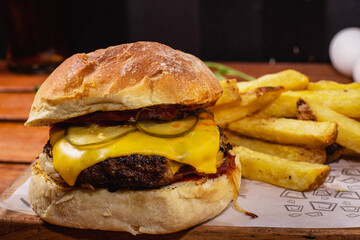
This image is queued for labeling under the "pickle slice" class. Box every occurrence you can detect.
[136,114,199,138]
[65,124,137,147]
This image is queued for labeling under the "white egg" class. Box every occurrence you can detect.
[353,57,360,82]
[329,27,360,77]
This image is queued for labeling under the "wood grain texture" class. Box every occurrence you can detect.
[1,153,359,239]
[0,93,35,121]
[0,163,28,195]
[0,61,352,93]
[0,123,48,163]
[0,61,47,92]
[0,62,357,239]
[221,62,352,83]
[1,216,360,239]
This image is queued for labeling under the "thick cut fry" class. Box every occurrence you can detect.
[216,79,241,105]
[342,148,360,157]
[301,99,360,154]
[232,146,331,191]
[239,87,284,106]
[254,93,298,118]
[296,99,316,121]
[236,69,308,93]
[209,86,284,126]
[256,90,360,118]
[296,100,344,163]
[308,80,360,90]
[325,143,344,163]
[226,131,326,164]
[228,117,337,148]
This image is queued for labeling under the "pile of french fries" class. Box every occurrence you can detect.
[210,69,360,192]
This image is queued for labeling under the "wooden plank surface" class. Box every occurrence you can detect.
[0,61,47,92]
[0,164,28,195]
[0,93,35,121]
[222,62,353,83]
[0,62,357,239]
[0,61,352,92]
[1,167,360,240]
[2,219,360,240]
[0,123,48,163]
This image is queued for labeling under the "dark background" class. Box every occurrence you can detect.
[0,0,359,62]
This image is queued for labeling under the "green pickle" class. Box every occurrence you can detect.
[65,124,137,147]
[64,113,202,147]
[136,114,199,138]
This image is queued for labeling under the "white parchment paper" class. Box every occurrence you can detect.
[1,159,360,227]
[0,178,35,215]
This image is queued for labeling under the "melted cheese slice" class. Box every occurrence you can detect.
[51,118,220,186]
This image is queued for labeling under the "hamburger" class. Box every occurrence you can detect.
[25,41,241,235]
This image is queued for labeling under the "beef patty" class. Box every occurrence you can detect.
[43,127,233,189]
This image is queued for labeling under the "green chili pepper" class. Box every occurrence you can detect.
[204,61,255,81]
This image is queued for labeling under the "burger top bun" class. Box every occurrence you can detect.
[25,41,222,127]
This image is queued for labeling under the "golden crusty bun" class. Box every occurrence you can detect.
[29,155,241,235]
[27,42,238,235]
[25,41,222,127]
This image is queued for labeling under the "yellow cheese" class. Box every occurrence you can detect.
[51,118,220,186]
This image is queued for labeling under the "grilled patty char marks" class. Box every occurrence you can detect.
[42,127,232,189]
[77,155,174,188]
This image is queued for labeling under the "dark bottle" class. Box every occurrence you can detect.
[1,0,68,74]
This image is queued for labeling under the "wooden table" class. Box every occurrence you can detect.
[0,60,357,239]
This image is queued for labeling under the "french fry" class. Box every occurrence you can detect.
[232,146,331,191]
[216,79,241,105]
[308,80,360,90]
[325,143,344,163]
[239,87,284,106]
[342,148,360,157]
[256,90,360,118]
[300,98,360,154]
[295,99,344,163]
[209,86,284,126]
[226,131,326,164]
[210,68,359,193]
[236,69,308,93]
[254,92,299,118]
[227,117,337,148]
[296,98,316,121]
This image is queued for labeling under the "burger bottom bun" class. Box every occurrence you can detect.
[29,160,241,235]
